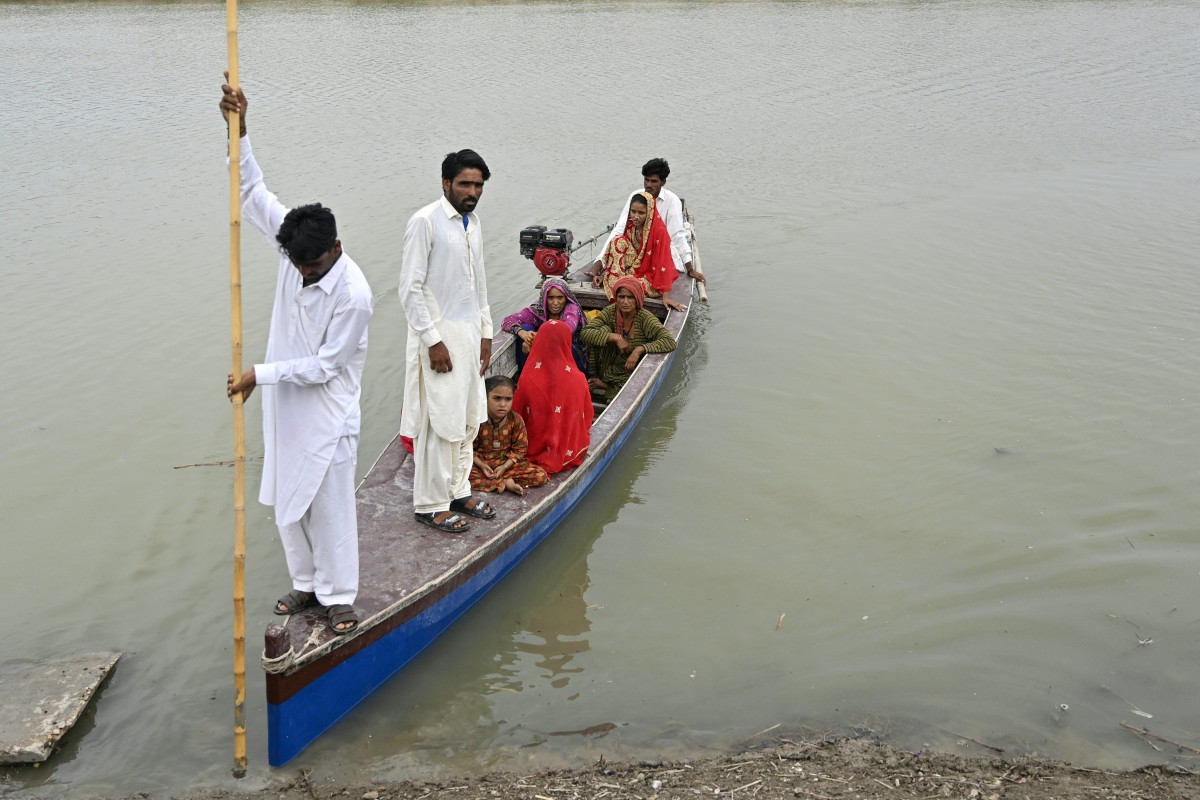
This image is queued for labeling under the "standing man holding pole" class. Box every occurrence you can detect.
[221,80,373,635]
[399,150,498,533]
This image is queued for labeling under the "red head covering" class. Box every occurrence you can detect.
[632,195,678,295]
[599,191,678,298]
[512,320,593,473]
[611,275,645,308]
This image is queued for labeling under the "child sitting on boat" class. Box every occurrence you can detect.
[470,376,550,496]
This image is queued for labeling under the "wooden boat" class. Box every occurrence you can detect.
[261,215,704,767]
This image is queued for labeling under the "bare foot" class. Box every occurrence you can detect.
[504,478,526,496]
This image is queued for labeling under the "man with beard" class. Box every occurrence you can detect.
[398,150,498,533]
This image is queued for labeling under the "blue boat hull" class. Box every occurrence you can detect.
[266,336,678,767]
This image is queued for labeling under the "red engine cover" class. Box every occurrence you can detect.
[533,247,570,276]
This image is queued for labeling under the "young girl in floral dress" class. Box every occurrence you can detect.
[470,376,550,496]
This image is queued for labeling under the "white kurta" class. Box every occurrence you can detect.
[398,196,492,513]
[599,186,693,272]
[234,136,374,527]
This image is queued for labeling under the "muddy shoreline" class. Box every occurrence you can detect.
[115,736,1200,800]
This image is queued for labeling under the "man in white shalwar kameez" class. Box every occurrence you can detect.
[221,82,373,635]
[586,158,707,303]
[398,150,497,533]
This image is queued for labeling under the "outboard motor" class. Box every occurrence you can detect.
[519,225,574,277]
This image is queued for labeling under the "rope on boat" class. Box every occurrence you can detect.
[259,621,328,673]
[260,645,294,674]
[302,624,327,649]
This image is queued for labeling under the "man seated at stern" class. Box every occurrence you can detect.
[585,157,706,286]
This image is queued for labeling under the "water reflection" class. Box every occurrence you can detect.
[499,552,592,693]
[310,510,610,778]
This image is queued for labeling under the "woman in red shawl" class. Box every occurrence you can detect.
[513,319,593,473]
[592,191,684,312]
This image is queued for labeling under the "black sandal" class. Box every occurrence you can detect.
[415,511,471,533]
[450,495,496,520]
[324,604,359,635]
[274,589,317,616]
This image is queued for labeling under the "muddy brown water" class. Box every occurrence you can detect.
[2,1,1199,797]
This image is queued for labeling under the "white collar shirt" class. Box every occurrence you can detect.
[398,196,493,348]
[232,136,374,525]
[600,186,693,272]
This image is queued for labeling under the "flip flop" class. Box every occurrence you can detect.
[415,511,471,533]
[450,495,496,520]
[274,589,318,616]
[324,604,359,635]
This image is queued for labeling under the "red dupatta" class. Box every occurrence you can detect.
[600,191,678,297]
[512,320,593,473]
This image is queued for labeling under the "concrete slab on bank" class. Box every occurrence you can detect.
[0,652,121,764]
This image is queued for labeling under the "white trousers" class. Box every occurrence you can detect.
[413,415,477,515]
[277,435,359,606]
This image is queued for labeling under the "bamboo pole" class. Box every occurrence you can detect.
[685,212,708,304]
[225,0,248,779]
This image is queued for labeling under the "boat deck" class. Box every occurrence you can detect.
[263,272,691,699]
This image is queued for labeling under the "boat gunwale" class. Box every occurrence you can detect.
[261,212,703,765]
[269,281,692,677]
